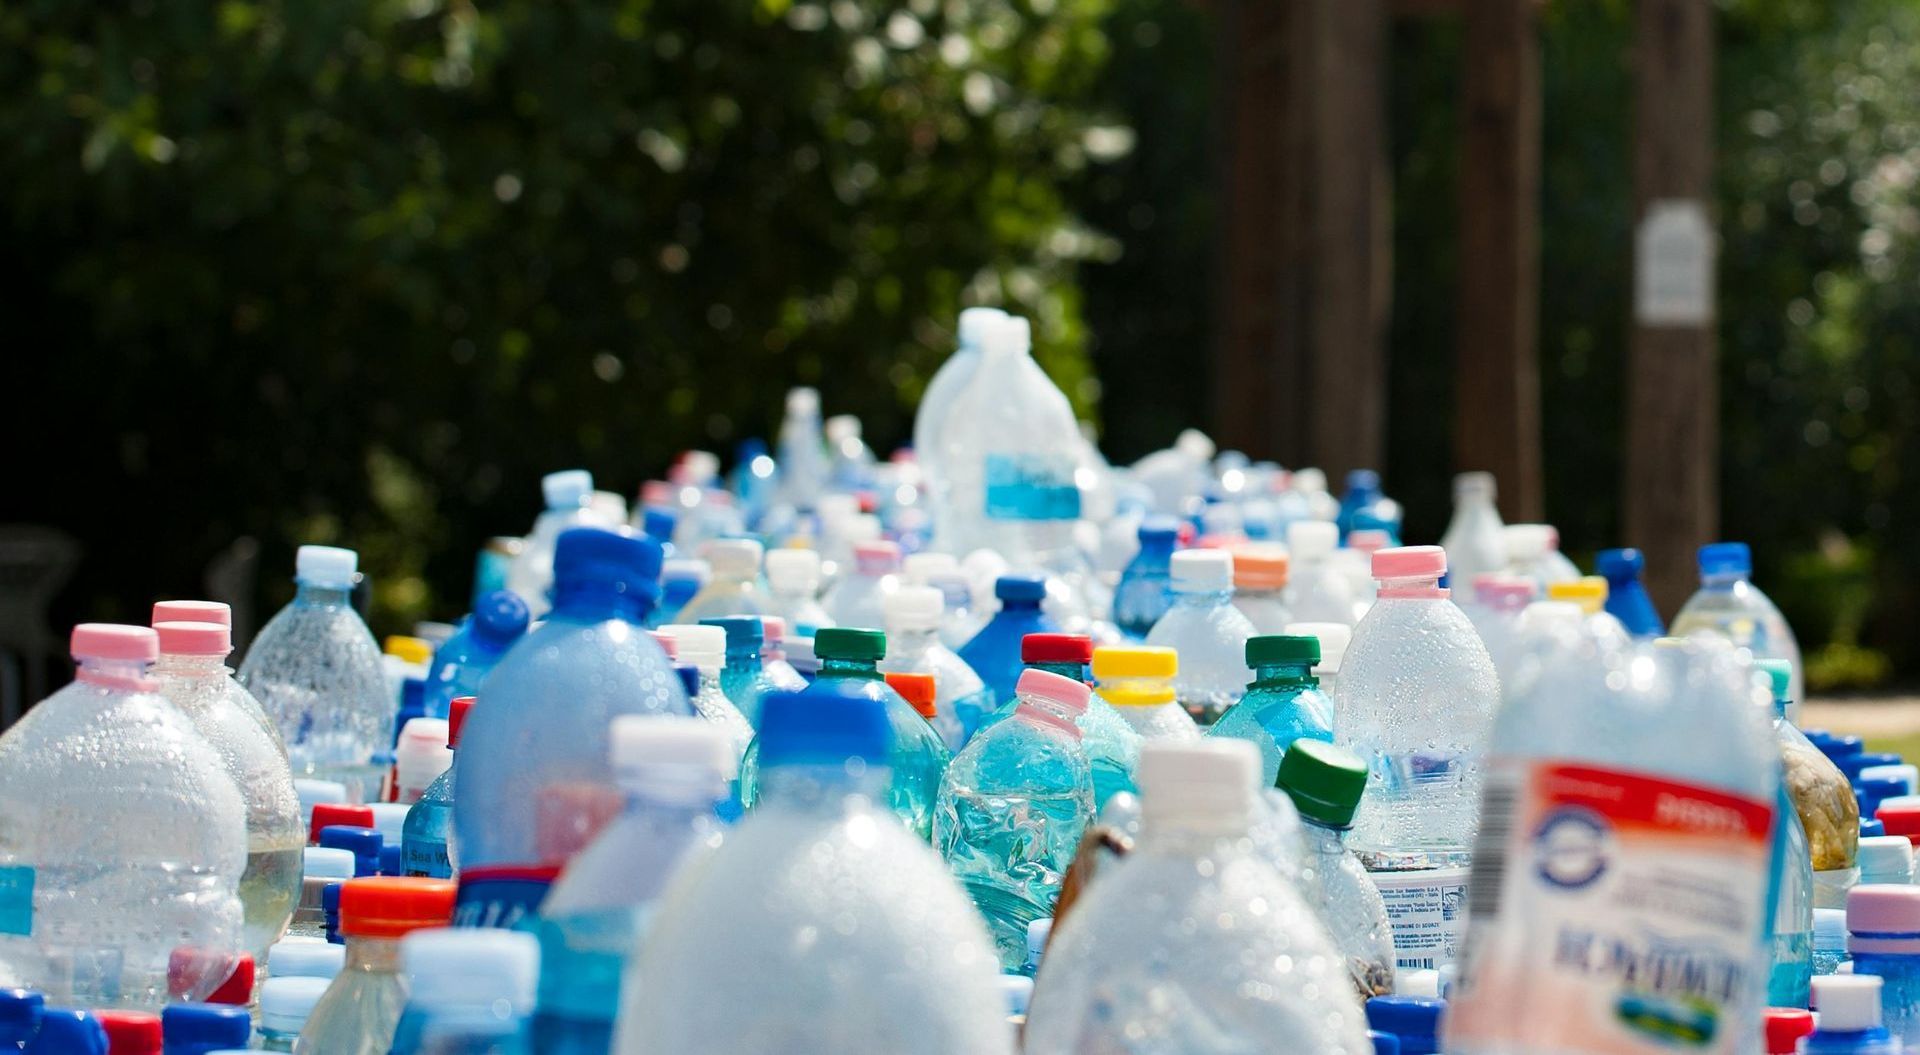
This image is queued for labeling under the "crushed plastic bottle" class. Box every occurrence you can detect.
[1208,634,1336,785]
[420,590,529,719]
[1673,541,1805,720]
[1144,549,1257,725]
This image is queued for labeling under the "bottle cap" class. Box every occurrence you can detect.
[1471,575,1537,609]
[1247,634,1318,669]
[764,549,822,592]
[1283,622,1351,674]
[552,528,663,604]
[1594,548,1644,580]
[96,1011,161,1054]
[151,600,231,627]
[957,305,1007,350]
[1815,907,1849,949]
[69,623,158,664]
[756,683,893,768]
[1847,884,1920,957]
[1518,601,1585,637]
[902,552,957,585]
[1857,835,1914,882]
[852,540,902,575]
[999,975,1033,1017]
[661,557,711,587]
[884,673,938,719]
[1365,996,1444,1048]
[1022,633,1093,666]
[814,627,886,662]
[385,636,432,666]
[985,314,1032,355]
[761,616,788,644]
[1503,525,1553,561]
[1754,659,1793,704]
[1370,1031,1401,1055]
[160,1004,249,1051]
[637,507,675,545]
[702,616,764,650]
[448,697,476,750]
[1841,752,1905,781]
[1170,549,1233,590]
[470,590,531,649]
[339,877,456,938]
[1545,577,1609,614]
[1275,739,1367,828]
[0,989,40,1038]
[786,386,820,416]
[1016,669,1091,716]
[394,718,453,793]
[883,586,944,632]
[1138,740,1259,830]
[257,976,331,1035]
[29,1008,107,1055]
[1091,646,1177,683]
[1453,471,1495,499]
[308,804,374,845]
[660,624,727,671]
[1697,541,1753,578]
[700,538,764,578]
[1026,918,1053,967]
[295,545,358,589]
[318,826,383,877]
[1135,516,1181,548]
[303,846,356,882]
[610,714,737,785]
[1231,546,1288,590]
[1286,520,1338,560]
[400,927,540,1013]
[1864,818,1888,838]
[541,469,594,509]
[268,939,345,979]
[1862,765,1918,795]
[994,574,1047,603]
[1372,545,1446,583]
[204,953,254,1005]
[1811,975,1884,1032]
[152,620,231,658]
[1763,1008,1815,1054]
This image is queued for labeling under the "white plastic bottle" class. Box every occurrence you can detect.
[773,387,829,515]
[1143,550,1257,725]
[1285,521,1359,626]
[915,307,1008,489]
[1439,472,1507,590]
[504,469,605,613]
[764,549,833,631]
[1503,524,1581,589]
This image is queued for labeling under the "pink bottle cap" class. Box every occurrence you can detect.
[853,540,902,573]
[1472,574,1537,609]
[760,616,787,643]
[1372,546,1448,599]
[154,620,232,657]
[649,631,679,660]
[151,600,232,627]
[71,623,160,663]
[1847,885,1920,955]
[1349,530,1391,555]
[1016,668,1091,715]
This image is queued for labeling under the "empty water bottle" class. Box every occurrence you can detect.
[879,585,995,745]
[1145,550,1256,725]
[1208,634,1336,784]
[821,540,901,630]
[1113,517,1179,638]
[295,877,455,1054]
[673,539,772,623]
[1439,473,1506,590]
[1093,645,1199,742]
[1286,521,1360,626]
[654,625,755,766]
[389,929,538,1055]
[399,698,473,880]
[505,470,606,613]
[1275,740,1398,999]
[914,306,1008,494]
[421,590,529,719]
[1673,541,1805,718]
[763,549,833,631]
[1502,524,1580,589]
[1230,545,1293,633]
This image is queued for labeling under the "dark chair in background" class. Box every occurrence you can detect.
[0,526,80,728]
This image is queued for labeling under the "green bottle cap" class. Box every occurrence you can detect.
[813,627,887,662]
[1275,739,1368,828]
[1246,634,1319,669]
[1755,658,1793,702]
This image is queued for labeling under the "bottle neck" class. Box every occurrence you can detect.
[1029,660,1086,682]
[155,653,231,681]
[1701,571,1750,588]
[695,667,725,697]
[621,779,726,818]
[1015,701,1082,739]
[1376,576,1447,601]
[723,646,763,672]
[344,934,404,972]
[997,599,1043,618]
[1250,663,1317,691]
[1139,815,1250,853]
[818,657,883,682]
[75,657,156,693]
[296,581,353,607]
[549,579,652,623]
[1172,585,1232,606]
[1300,818,1348,850]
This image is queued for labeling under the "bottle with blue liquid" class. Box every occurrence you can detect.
[1337,470,1402,545]
[453,528,691,929]
[1113,517,1178,639]
[1209,634,1336,786]
[1672,541,1805,718]
[958,574,1060,719]
[400,697,474,879]
[1594,548,1664,638]
[422,590,529,719]
[702,616,788,727]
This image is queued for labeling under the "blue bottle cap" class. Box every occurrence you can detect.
[378,844,402,877]
[1346,469,1381,492]
[1862,818,1887,838]
[1859,775,1907,812]
[1840,752,1904,782]
[0,988,41,1040]
[756,683,892,768]
[470,590,531,650]
[552,527,664,604]
[1594,548,1644,579]
[702,616,765,648]
[642,506,677,543]
[994,574,1047,604]
[1366,995,1444,1055]
[676,665,701,698]
[322,881,345,944]
[27,1007,106,1055]
[162,1003,251,1049]
[1137,517,1180,545]
[318,825,383,877]
[1369,1031,1401,1055]
[1823,734,1865,761]
[1696,541,1752,578]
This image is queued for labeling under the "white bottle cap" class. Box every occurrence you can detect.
[987,314,1032,355]
[659,624,726,672]
[1138,739,1260,832]
[1815,908,1849,950]
[1170,549,1233,590]
[1174,429,1216,462]
[591,491,629,525]
[268,939,345,980]
[700,538,764,578]
[1291,468,1328,494]
[367,803,410,846]
[902,552,959,585]
[1286,521,1337,560]
[259,976,332,1035]
[295,546,358,589]
[1812,974,1884,1031]
[542,469,594,510]
[846,515,883,544]
[817,494,859,526]
[1283,622,1350,675]
[999,975,1033,1017]
[957,306,1006,350]
[883,586,945,633]
[611,714,738,786]
[662,558,711,586]
[401,928,540,1014]
[682,451,720,484]
[1858,835,1913,881]
[394,718,454,795]
[1518,601,1586,636]
[1454,471,1496,499]
[302,846,355,881]
[1504,524,1554,561]
[825,415,861,443]
[765,549,823,592]
[1396,968,1441,997]
[295,779,347,818]
[786,387,820,417]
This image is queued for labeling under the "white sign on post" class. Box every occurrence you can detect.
[1634,198,1716,327]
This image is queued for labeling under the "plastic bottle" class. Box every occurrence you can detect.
[935,670,1095,968]
[505,470,604,613]
[1594,548,1665,638]
[400,698,473,880]
[1129,429,1216,517]
[97,1011,160,1055]
[1286,620,1353,701]
[160,1004,249,1055]
[1011,633,1140,811]
[1673,541,1806,718]
[240,546,392,802]
[256,977,329,1051]
[824,414,876,492]
[288,848,356,940]
[25,1008,106,1055]
[148,618,304,962]
[958,574,1060,721]
[420,591,529,719]
[1285,521,1360,626]
[454,528,691,929]
[1092,645,1199,742]
[650,558,708,628]
[614,685,1012,1055]
[1445,633,1780,1052]
[773,387,829,516]
[1142,550,1257,726]
[1806,974,1903,1054]
[916,306,1009,492]
[1816,907,1851,975]
[296,877,455,1054]
[756,618,810,691]
[1503,524,1581,589]
[821,540,901,631]
[1771,708,1817,1011]
[763,549,833,631]
[389,929,538,1055]
[672,539,770,623]
[0,988,39,1050]
[1113,517,1179,639]
[1230,545,1293,634]
[0,625,247,1006]
[693,616,774,727]
[1439,472,1507,591]
[267,939,345,981]
[1337,471,1403,544]
[1276,740,1398,999]
[1208,635,1337,785]
[391,718,451,808]
[1457,575,1535,681]
[886,671,963,756]
[654,625,755,785]
[879,586,995,745]
[1023,739,1373,1053]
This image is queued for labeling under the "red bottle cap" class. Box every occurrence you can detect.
[96,1010,161,1054]
[1021,633,1093,666]
[205,953,254,1005]
[448,696,477,750]
[1880,802,1920,846]
[310,803,376,844]
[1763,1008,1814,1053]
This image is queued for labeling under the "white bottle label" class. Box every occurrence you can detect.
[1370,866,1469,972]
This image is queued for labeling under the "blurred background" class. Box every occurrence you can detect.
[3,0,1915,699]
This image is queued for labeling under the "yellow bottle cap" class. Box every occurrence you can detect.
[1545,576,1608,615]
[1092,646,1178,706]
[384,635,433,665]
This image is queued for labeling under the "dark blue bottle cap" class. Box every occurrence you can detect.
[1697,541,1752,578]
[161,1002,251,1048]
[676,664,701,698]
[378,845,401,877]
[1137,517,1180,545]
[318,825,383,877]
[1369,1030,1401,1055]
[757,682,892,768]
[28,1007,106,1055]
[1595,548,1644,579]
[470,590,531,650]
[0,988,41,1040]
[322,881,345,944]
[1823,734,1865,761]
[1839,752,1903,782]
[553,527,663,604]
[702,616,765,648]
[1862,818,1887,838]
[994,574,1047,604]
[1366,996,1444,1055]
[642,506,677,543]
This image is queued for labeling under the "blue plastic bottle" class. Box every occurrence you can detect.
[453,527,691,929]
[649,558,708,629]
[159,1003,249,1055]
[401,696,474,879]
[390,929,538,1055]
[24,1008,105,1055]
[1337,470,1403,544]
[1208,634,1336,786]
[1802,975,1902,1055]
[1113,518,1178,639]
[422,591,530,719]
[957,574,1059,720]
[1594,548,1665,638]
[1848,885,1920,1048]
[0,989,39,1050]
[703,615,800,727]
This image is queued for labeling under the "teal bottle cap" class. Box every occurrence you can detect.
[1755,658,1793,702]
[813,627,887,662]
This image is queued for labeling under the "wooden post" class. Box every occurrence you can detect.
[1626,0,1717,614]
[1456,0,1543,521]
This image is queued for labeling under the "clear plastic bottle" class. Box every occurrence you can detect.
[1457,575,1535,682]
[400,697,475,880]
[505,470,605,614]
[694,616,775,727]
[1285,620,1353,701]
[453,528,691,928]
[878,586,995,744]
[763,549,833,632]
[673,539,771,623]
[1755,661,1823,1008]
[884,672,965,756]
[1335,546,1499,974]
[257,976,329,1051]
[653,625,755,768]
[389,929,538,1055]
[772,387,829,516]
[975,633,1141,811]
[820,540,900,631]
[1445,633,1779,1052]
[1595,548,1666,638]
[1758,663,1860,911]
[1113,517,1179,639]
[824,414,877,493]
[1023,739,1373,1053]
[1208,634,1336,785]
[1093,645,1199,742]
[1502,524,1581,589]
[1230,544,1293,633]
[1438,472,1506,591]
[1129,429,1216,517]
[0,625,247,1007]
[1672,541,1806,717]
[295,877,455,1054]
[756,618,810,695]
[1274,740,1398,999]
[1545,576,1632,640]
[151,618,304,963]
[1286,521,1360,626]
[914,306,1007,493]
[1144,549,1257,725]
[615,685,1011,1055]
[1801,975,1901,1055]
[267,939,344,981]
[935,670,1095,968]
[1337,470,1402,544]
[392,717,452,807]
[240,546,392,802]
[420,590,529,719]
[957,574,1060,722]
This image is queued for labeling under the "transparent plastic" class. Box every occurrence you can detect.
[1207,659,1336,786]
[294,935,406,1054]
[400,766,455,879]
[1113,526,1176,639]
[505,498,606,617]
[1438,474,1506,591]
[1232,585,1294,635]
[1673,572,1805,715]
[1144,583,1256,726]
[1298,824,1398,1000]
[239,581,392,802]
[879,624,994,750]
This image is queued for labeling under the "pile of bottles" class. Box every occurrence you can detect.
[0,304,1867,1054]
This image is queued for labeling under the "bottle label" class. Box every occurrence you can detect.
[983,454,1081,521]
[454,865,560,931]
[401,838,452,880]
[1446,760,1773,1053]
[0,866,31,936]
[1369,866,1469,971]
